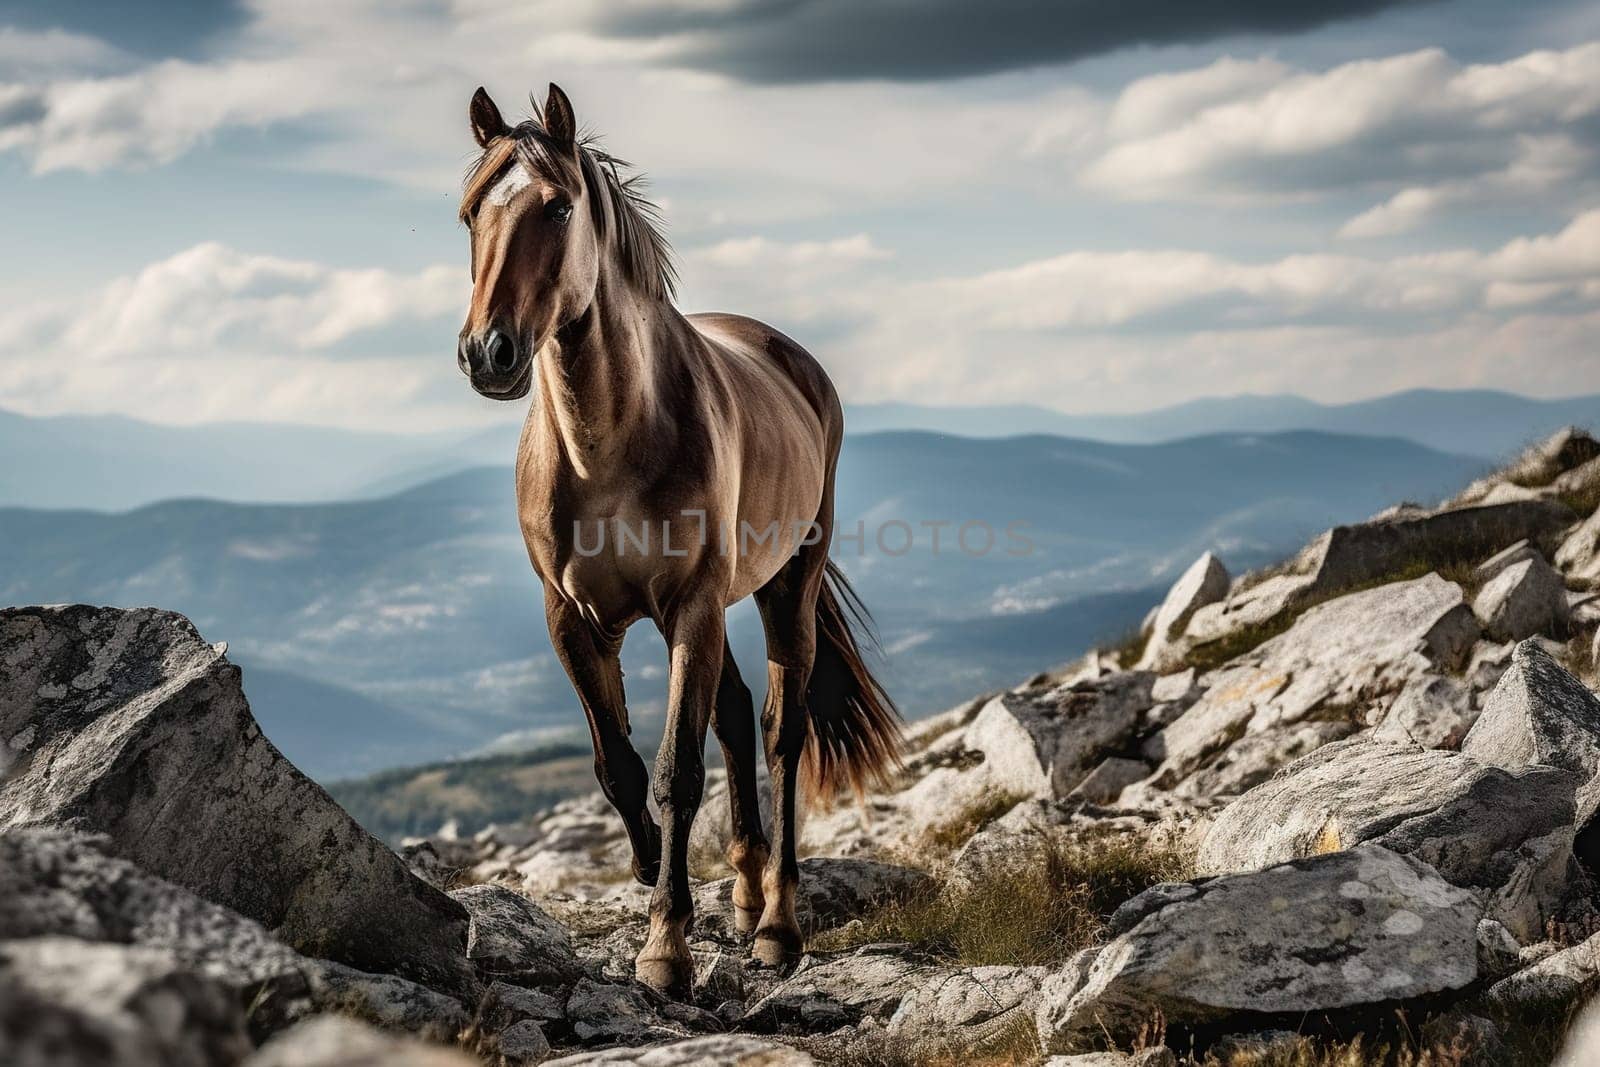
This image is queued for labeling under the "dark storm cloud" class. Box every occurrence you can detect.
[596,0,1441,82]
[0,0,244,60]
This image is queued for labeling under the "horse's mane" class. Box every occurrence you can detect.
[459,100,677,302]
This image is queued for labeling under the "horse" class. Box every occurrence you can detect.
[455,83,902,995]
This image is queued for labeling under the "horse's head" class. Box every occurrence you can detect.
[457,84,600,401]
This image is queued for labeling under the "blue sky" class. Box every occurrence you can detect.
[2,0,1599,431]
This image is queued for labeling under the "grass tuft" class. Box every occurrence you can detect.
[919,790,1028,856]
[811,828,1193,966]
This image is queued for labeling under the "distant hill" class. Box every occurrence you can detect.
[848,390,1600,458]
[325,744,595,843]
[0,429,1483,775]
[2,389,1591,510]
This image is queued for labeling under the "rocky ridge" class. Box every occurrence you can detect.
[8,428,1600,1063]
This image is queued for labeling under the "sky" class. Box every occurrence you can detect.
[1,0,1599,432]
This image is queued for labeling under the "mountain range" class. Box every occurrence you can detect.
[0,428,1483,778]
[3,388,1584,511]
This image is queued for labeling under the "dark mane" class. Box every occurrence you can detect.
[460,101,677,302]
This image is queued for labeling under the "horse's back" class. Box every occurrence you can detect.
[687,313,844,449]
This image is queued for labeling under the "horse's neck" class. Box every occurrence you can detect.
[530,273,688,481]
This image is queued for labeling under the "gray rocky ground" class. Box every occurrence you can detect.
[10,427,1600,1064]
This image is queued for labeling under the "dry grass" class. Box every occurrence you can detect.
[1196,1033,1472,1067]
[1106,624,1153,670]
[811,828,1193,966]
[919,789,1028,856]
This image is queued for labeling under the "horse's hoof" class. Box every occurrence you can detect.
[751,927,802,969]
[733,903,762,936]
[634,953,694,998]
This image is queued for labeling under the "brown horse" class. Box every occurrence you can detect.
[455,84,901,995]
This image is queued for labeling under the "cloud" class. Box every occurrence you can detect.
[578,0,1432,83]
[1078,43,1600,231]
[30,242,464,359]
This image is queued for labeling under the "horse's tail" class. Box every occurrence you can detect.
[801,559,903,804]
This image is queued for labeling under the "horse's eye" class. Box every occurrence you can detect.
[545,198,573,224]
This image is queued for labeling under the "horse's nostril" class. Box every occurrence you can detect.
[486,331,516,372]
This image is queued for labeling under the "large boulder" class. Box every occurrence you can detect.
[1137,552,1229,671]
[1150,574,1477,787]
[1196,738,1579,938]
[0,829,470,1039]
[1034,846,1481,1050]
[966,672,1154,799]
[1187,500,1573,648]
[1461,639,1600,825]
[0,828,311,999]
[0,606,473,994]
[1473,556,1570,642]
[0,937,252,1067]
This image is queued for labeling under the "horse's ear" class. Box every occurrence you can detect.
[470,87,507,148]
[544,83,577,151]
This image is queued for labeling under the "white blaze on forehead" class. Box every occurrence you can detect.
[485,165,532,207]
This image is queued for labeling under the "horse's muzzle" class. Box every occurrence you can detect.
[459,328,531,400]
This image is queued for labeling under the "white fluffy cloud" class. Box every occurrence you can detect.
[1079,43,1600,235]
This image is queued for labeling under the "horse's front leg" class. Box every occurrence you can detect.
[545,591,661,885]
[635,592,724,996]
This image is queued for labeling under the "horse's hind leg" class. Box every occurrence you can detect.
[636,591,725,996]
[712,645,769,934]
[544,592,660,885]
[751,545,827,969]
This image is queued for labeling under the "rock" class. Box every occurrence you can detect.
[948,799,1063,889]
[1475,540,1544,583]
[0,828,306,982]
[1137,552,1229,670]
[1462,639,1600,824]
[1152,574,1477,786]
[1372,674,1477,749]
[1197,738,1578,938]
[1486,929,1600,1010]
[1472,557,1570,642]
[484,980,565,1026]
[1035,846,1481,1050]
[0,606,472,995]
[966,672,1154,799]
[1068,757,1151,804]
[242,1015,476,1067]
[565,978,678,1044]
[744,952,932,1032]
[1150,668,1201,707]
[451,884,581,983]
[0,828,469,1039]
[1477,919,1523,979]
[886,965,1045,1048]
[307,961,469,1039]
[1165,720,1356,802]
[0,937,252,1067]
[1557,506,1600,586]
[544,1035,814,1065]
[691,948,745,1004]
[497,1019,552,1064]
[694,857,931,939]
